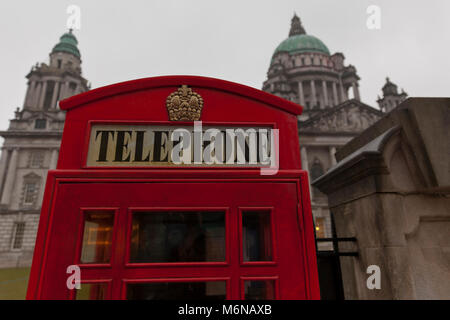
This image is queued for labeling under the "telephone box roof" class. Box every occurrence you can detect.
[59,75,303,116]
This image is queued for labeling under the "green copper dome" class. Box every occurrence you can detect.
[274,34,330,56]
[272,14,330,60]
[51,30,81,58]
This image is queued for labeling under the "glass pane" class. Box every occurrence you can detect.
[242,211,272,262]
[127,281,226,300]
[244,280,275,300]
[130,211,225,263]
[80,212,114,263]
[315,217,326,238]
[76,283,107,300]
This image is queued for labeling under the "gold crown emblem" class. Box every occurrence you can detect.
[166,85,204,121]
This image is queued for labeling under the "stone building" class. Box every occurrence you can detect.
[0,30,89,268]
[377,77,408,113]
[262,14,396,250]
[313,98,450,299]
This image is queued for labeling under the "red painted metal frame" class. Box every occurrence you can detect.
[27,76,320,300]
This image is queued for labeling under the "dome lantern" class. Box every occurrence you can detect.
[289,13,306,36]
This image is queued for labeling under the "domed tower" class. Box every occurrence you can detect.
[263,14,361,120]
[0,30,89,268]
[377,77,407,113]
[23,30,89,112]
[262,14,384,260]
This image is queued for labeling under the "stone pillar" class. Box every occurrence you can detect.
[38,81,47,109]
[0,149,10,196]
[49,149,59,169]
[301,147,309,171]
[57,81,65,102]
[51,82,60,109]
[1,148,18,205]
[311,80,317,108]
[33,82,41,107]
[298,81,305,106]
[301,146,313,199]
[322,80,328,108]
[352,82,361,101]
[329,146,337,166]
[332,82,338,106]
[31,81,39,107]
[35,82,42,107]
[59,81,67,101]
[23,81,32,107]
[63,81,71,100]
[340,83,346,102]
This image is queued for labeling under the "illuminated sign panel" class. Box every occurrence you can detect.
[86,124,276,167]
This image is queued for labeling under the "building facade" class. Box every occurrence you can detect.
[263,14,406,251]
[0,30,89,268]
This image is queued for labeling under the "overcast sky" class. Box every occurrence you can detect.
[0,0,449,132]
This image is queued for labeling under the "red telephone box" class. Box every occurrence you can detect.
[26,76,319,300]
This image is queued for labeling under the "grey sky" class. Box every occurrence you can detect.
[1,0,449,132]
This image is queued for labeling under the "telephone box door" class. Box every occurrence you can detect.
[37,180,308,300]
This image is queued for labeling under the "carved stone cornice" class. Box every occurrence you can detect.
[300,100,383,134]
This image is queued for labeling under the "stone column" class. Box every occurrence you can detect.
[49,149,59,169]
[340,83,346,102]
[57,81,65,102]
[59,82,65,101]
[332,82,338,106]
[322,80,328,108]
[33,82,41,107]
[301,146,313,199]
[63,81,71,99]
[0,149,10,196]
[38,81,47,109]
[298,81,305,106]
[23,81,32,107]
[329,146,337,166]
[59,81,68,101]
[311,80,317,108]
[352,82,361,101]
[1,148,18,205]
[51,82,60,109]
[31,81,39,107]
[301,147,309,171]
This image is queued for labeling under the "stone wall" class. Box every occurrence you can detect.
[0,212,39,268]
[313,98,450,299]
